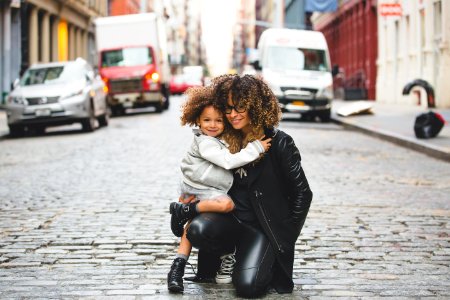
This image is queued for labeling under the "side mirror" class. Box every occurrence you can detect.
[331,64,339,77]
[11,78,20,90]
[251,60,262,71]
[86,71,95,82]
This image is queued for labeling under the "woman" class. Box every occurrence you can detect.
[185,74,313,297]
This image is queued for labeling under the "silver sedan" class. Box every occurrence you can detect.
[5,58,109,136]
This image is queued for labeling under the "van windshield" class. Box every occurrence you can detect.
[101,47,153,67]
[266,47,328,71]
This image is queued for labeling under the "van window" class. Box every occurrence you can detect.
[101,47,153,67]
[267,47,328,71]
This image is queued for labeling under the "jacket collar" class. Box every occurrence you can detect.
[264,127,278,139]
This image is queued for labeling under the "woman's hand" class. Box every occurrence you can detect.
[179,194,196,204]
[259,135,272,152]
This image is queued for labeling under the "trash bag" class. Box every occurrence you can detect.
[414,111,445,139]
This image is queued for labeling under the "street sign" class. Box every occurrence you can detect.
[379,3,402,16]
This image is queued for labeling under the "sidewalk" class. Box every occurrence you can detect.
[331,100,450,162]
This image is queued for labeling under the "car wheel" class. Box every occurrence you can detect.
[9,125,24,137]
[98,113,109,127]
[81,106,96,132]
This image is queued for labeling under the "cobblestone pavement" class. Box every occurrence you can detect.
[0,97,449,299]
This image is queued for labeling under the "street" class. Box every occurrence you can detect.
[0,96,449,299]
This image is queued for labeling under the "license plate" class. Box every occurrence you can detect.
[35,109,51,117]
[292,101,305,106]
[123,101,133,108]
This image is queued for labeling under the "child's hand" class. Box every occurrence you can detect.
[259,135,272,152]
[179,194,196,204]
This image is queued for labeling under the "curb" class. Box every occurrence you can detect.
[331,116,450,162]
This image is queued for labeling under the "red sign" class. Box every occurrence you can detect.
[379,3,402,16]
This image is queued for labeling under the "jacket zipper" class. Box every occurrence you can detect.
[200,164,213,181]
[255,190,283,253]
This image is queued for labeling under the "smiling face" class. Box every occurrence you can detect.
[197,105,225,137]
[225,93,251,134]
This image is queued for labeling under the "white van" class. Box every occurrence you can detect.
[254,28,333,121]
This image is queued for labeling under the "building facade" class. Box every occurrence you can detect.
[108,0,154,15]
[313,0,378,100]
[377,0,450,108]
[0,0,106,104]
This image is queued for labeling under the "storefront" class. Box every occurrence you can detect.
[0,0,21,105]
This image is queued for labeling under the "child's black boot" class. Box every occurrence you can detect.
[169,201,199,237]
[167,257,186,293]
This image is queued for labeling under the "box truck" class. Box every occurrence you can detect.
[94,13,170,115]
[254,28,333,121]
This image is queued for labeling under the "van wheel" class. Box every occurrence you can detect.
[319,110,331,122]
[33,125,46,135]
[9,125,24,137]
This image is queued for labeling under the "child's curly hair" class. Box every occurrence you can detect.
[210,74,281,153]
[180,86,226,128]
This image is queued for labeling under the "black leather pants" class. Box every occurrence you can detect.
[187,213,276,298]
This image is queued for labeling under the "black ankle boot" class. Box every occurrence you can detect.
[167,257,186,293]
[170,202,199,237]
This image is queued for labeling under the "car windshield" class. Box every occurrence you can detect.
[20,63,85,86]
[101,47,153,67]
[266,47,328,71]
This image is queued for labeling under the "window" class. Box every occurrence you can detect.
[266,47,328,71]
[434,1,442,39]
[101,47,153,67]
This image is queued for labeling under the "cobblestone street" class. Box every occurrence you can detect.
[0,96,449,299]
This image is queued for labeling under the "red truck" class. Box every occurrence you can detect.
[94,13,171,115]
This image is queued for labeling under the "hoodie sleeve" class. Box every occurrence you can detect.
[198,139,264,170]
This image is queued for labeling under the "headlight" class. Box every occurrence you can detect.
[7,95,27,105]
[60,89,83,100]
[316,85,333,99]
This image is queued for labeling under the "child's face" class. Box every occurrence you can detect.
[198,105,225,138]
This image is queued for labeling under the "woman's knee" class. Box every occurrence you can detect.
[186,213,224,249]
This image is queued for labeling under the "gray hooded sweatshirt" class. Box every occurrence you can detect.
[181,129,265,192]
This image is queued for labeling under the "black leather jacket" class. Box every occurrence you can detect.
[247,128,313,292]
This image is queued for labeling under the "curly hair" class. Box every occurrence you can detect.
[180,86,225,127]
[210,74,281,153]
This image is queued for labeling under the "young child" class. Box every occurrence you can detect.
[167,86,271,293]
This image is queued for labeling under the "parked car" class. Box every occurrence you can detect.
[5,58,109,136]
[169,73,202,95]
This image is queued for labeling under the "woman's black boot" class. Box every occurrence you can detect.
[170,202,199,237]
[167,257,186,293]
